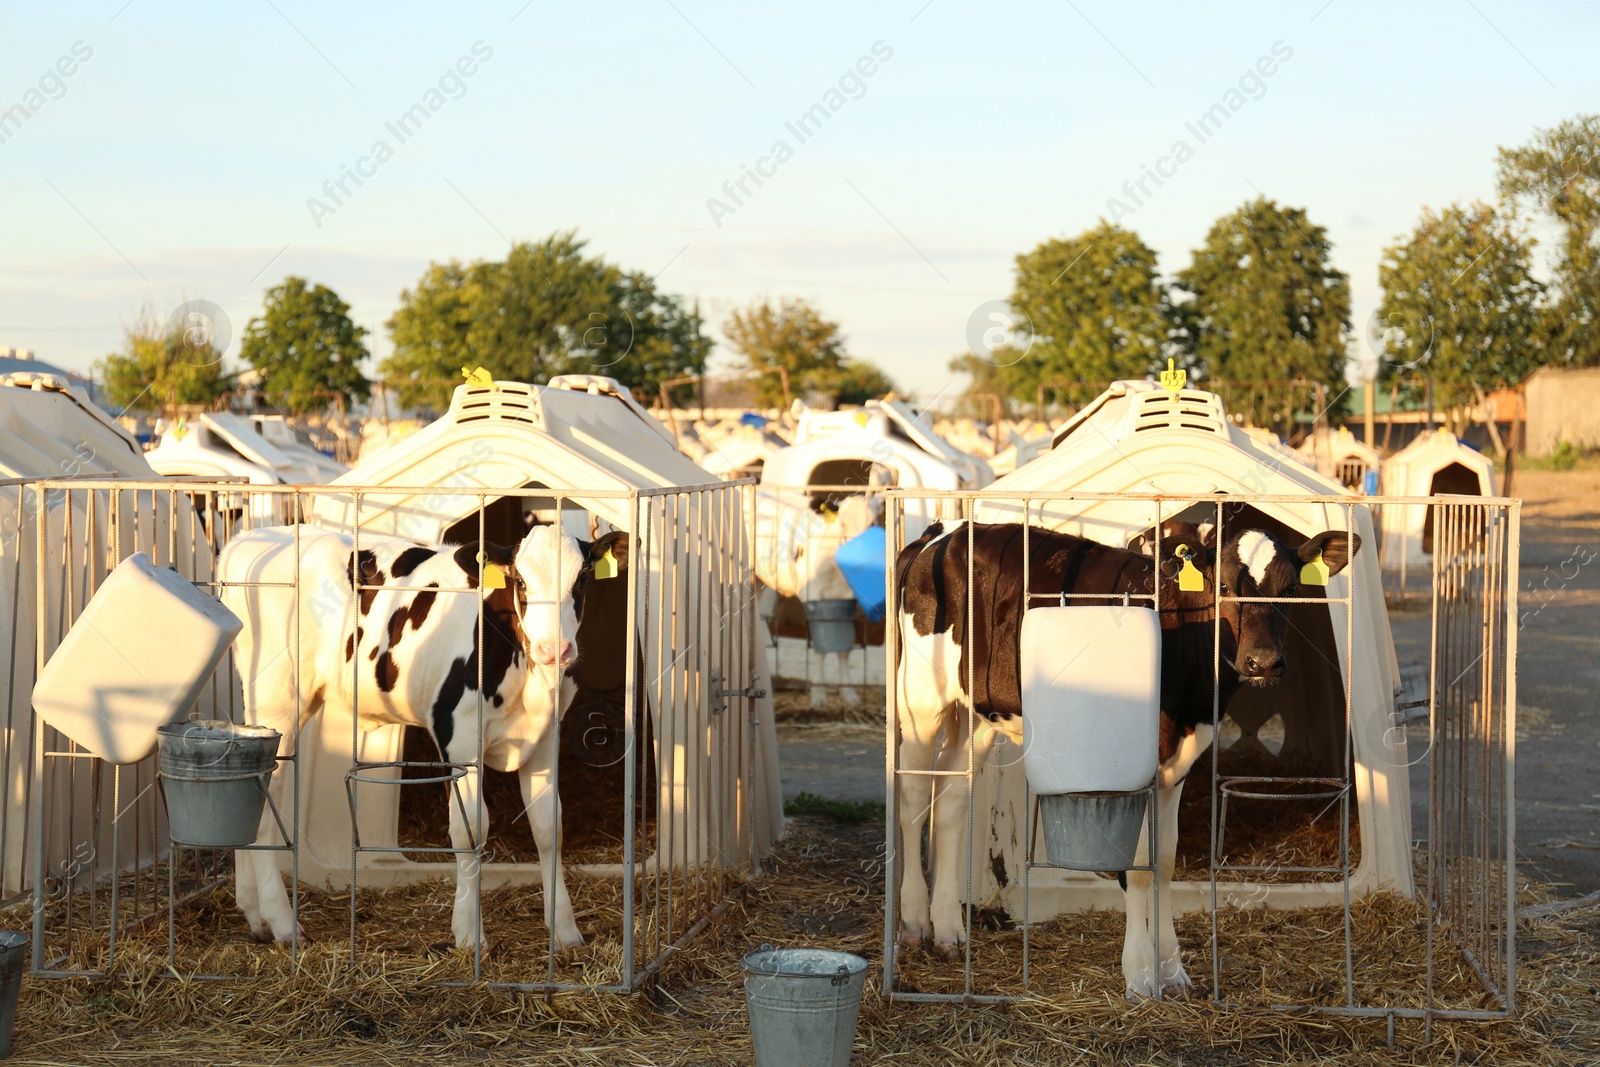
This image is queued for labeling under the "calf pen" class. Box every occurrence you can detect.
[882,489,1516,1033]
[9,478,778,993]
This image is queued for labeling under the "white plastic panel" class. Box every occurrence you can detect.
[32,552,242,765]
[1020,605,1161,795]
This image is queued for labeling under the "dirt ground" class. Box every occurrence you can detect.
[7,817,1599,1066]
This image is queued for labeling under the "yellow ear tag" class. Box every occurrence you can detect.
[476,552,507,591]
[853,411,870,427]
[1300,552,1330,587]
[1175,544,1204,592]
[821,506,839,524]
[1159,357,1187,398]
[594,548,618,580]
[461,366,495,389]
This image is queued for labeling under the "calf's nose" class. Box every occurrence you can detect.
[1241,651,1286,678]
[535,639,577,666]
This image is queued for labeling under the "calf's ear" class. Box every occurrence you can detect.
[587,530,630,574]
[1298,530,1362,576]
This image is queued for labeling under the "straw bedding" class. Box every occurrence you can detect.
[5,815,1598,1066]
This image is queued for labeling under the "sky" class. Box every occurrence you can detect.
[1,0,1595,403]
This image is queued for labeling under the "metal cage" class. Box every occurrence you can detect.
[880,488,1517,1029]
[9,477,772,992]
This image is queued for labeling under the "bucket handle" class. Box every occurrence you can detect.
[830,964,851,987]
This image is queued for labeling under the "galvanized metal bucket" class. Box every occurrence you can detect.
[0,930,26,1059]
[741,945,867,1067]
[803,599,858,654]
[1037,790,1148,870]
[156,720,282,848]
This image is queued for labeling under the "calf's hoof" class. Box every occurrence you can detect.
[1124,963,1193,1000]
[267,923,308,945]
[898,923,930,951]
[1159,962,1194,998]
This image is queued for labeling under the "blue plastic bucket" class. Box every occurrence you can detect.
[834,526,887,621]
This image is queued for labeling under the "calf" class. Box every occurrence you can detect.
[893,518,1358,997]
[220,523,622,950]
[761,495,881,708]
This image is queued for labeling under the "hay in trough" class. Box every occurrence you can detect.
[5,817,1598,1065]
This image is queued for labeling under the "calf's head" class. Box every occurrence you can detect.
[512,525,587,668]
[1158,524,1361,686]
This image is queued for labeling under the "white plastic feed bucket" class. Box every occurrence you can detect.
[1020,605,1161,871]
[741,945,868,1067]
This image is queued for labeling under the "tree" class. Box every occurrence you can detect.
[1008,221,1171,408]
[1174,197,1351,427]
[240,277,370,413]
[1377,202,1546,433]
[95,307,229,413]
[831,358,897,406]
[722,297,848,407]
[1498,114,1600,366]
[383,231,709,408]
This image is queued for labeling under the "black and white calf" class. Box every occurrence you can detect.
[219,522,623,950]
[893,518,1359,997]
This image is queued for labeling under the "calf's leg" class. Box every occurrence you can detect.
[895,724,937,947]
[239,717,303,943]
[1121,723,1212,998]
[928,717,994,955]
[448,765,489,948]
[835,650,859,706]
[520,731,583,950]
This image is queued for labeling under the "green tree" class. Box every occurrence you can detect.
[383,231,708,408]
[95,308,229,413]
[722,297,849,407]
[1009,221,1170,408]
[1174,197,1351,427]
[240,277,370,413]
[831,357,897,406]
[1377,202,1546,432]
[1498,114,1600,366]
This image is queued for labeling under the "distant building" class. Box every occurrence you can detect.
[0,346,79,380]
[1523,366,1600,456]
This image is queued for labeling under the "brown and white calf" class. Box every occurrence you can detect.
[893,518,1358,997]
[220,523,622,950]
